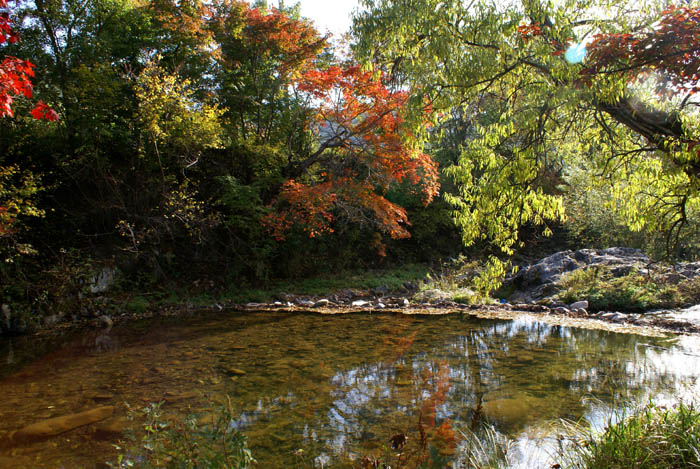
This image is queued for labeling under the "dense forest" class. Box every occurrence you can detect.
[1,0,700,326]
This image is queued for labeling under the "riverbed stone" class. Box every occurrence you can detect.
[93,417,128,439]
[164,391,199,403]
[569,300,589,310]
[223,367,247,376]
[481,398,535,427]
[6,406,114,444]
[351,300,370,307]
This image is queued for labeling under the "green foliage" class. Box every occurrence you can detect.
[556,267,700,312]
[115,401,255,469]
[136,60,224,171]
[126,295,151,315]
[0,165,44,263]
[563,402,700,469]
[418,256,504,304]
[352,0,700,260]
[563,154,700,260]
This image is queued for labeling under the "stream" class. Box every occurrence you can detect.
[0,310,699,468]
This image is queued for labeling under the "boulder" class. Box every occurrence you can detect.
[508,247,650,301]
[569,300,589,310]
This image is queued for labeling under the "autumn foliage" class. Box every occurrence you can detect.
[263,65,439,247]
[583,6,700,94]
[243,4,325,77]
[0,0,57,120]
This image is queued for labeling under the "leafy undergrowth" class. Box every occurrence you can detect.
[416,255,504,305]
[561,402,700,469]
[557,267,700,312]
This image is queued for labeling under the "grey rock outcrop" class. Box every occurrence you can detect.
[508,247,650,301]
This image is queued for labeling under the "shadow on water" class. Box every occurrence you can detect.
[0,311,699,467]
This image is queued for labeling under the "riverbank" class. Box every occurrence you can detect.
[11,247,700,339]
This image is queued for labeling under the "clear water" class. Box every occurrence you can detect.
[0,311,698,468]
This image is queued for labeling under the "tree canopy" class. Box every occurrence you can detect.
[352,0,700,258]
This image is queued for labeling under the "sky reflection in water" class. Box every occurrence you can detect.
[1,312,699,468]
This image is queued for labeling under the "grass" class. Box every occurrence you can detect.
[561,402,700,469]
[556,267,700,312]
[151,263,431,306]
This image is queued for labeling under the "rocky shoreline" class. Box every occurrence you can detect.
[230,294,700,337]
[15,247,700,338]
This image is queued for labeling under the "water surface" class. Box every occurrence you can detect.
[0,311,698,468]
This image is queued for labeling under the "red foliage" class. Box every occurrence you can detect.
[30,101,59,121]
[583,6,700,94]
[244,5,324,77]
[517,23,542,43]
[264,65,440,247]
[0,56,33,117]
[0,0,57,119]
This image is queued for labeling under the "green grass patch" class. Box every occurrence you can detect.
[564,402,700,469]
[557,267,700,312]
[125,295,151,314]
[152,263,431,306]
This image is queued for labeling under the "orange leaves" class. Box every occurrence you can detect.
[296,63,440,206]
[582,6,700,94]
[517,23,542,43]
[261,180,337,241]
[262,177,413,243]
[244,5,326,77]
[263,63,440,248]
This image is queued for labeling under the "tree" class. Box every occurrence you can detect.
[352,0,700,259]
[262,64,440,252]
[1,0,56,261]
[0,0,57,119]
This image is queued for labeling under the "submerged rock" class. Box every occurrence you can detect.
[223,367,247,376]
[5,406,114,445]
[481,397,537,427]
[93,417,128,439]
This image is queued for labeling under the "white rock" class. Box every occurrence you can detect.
[569,300,589,310]
[351,300,370,307]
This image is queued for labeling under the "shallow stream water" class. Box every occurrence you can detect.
[0,311,699,468]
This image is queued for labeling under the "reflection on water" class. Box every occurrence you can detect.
[0,311,699,468]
